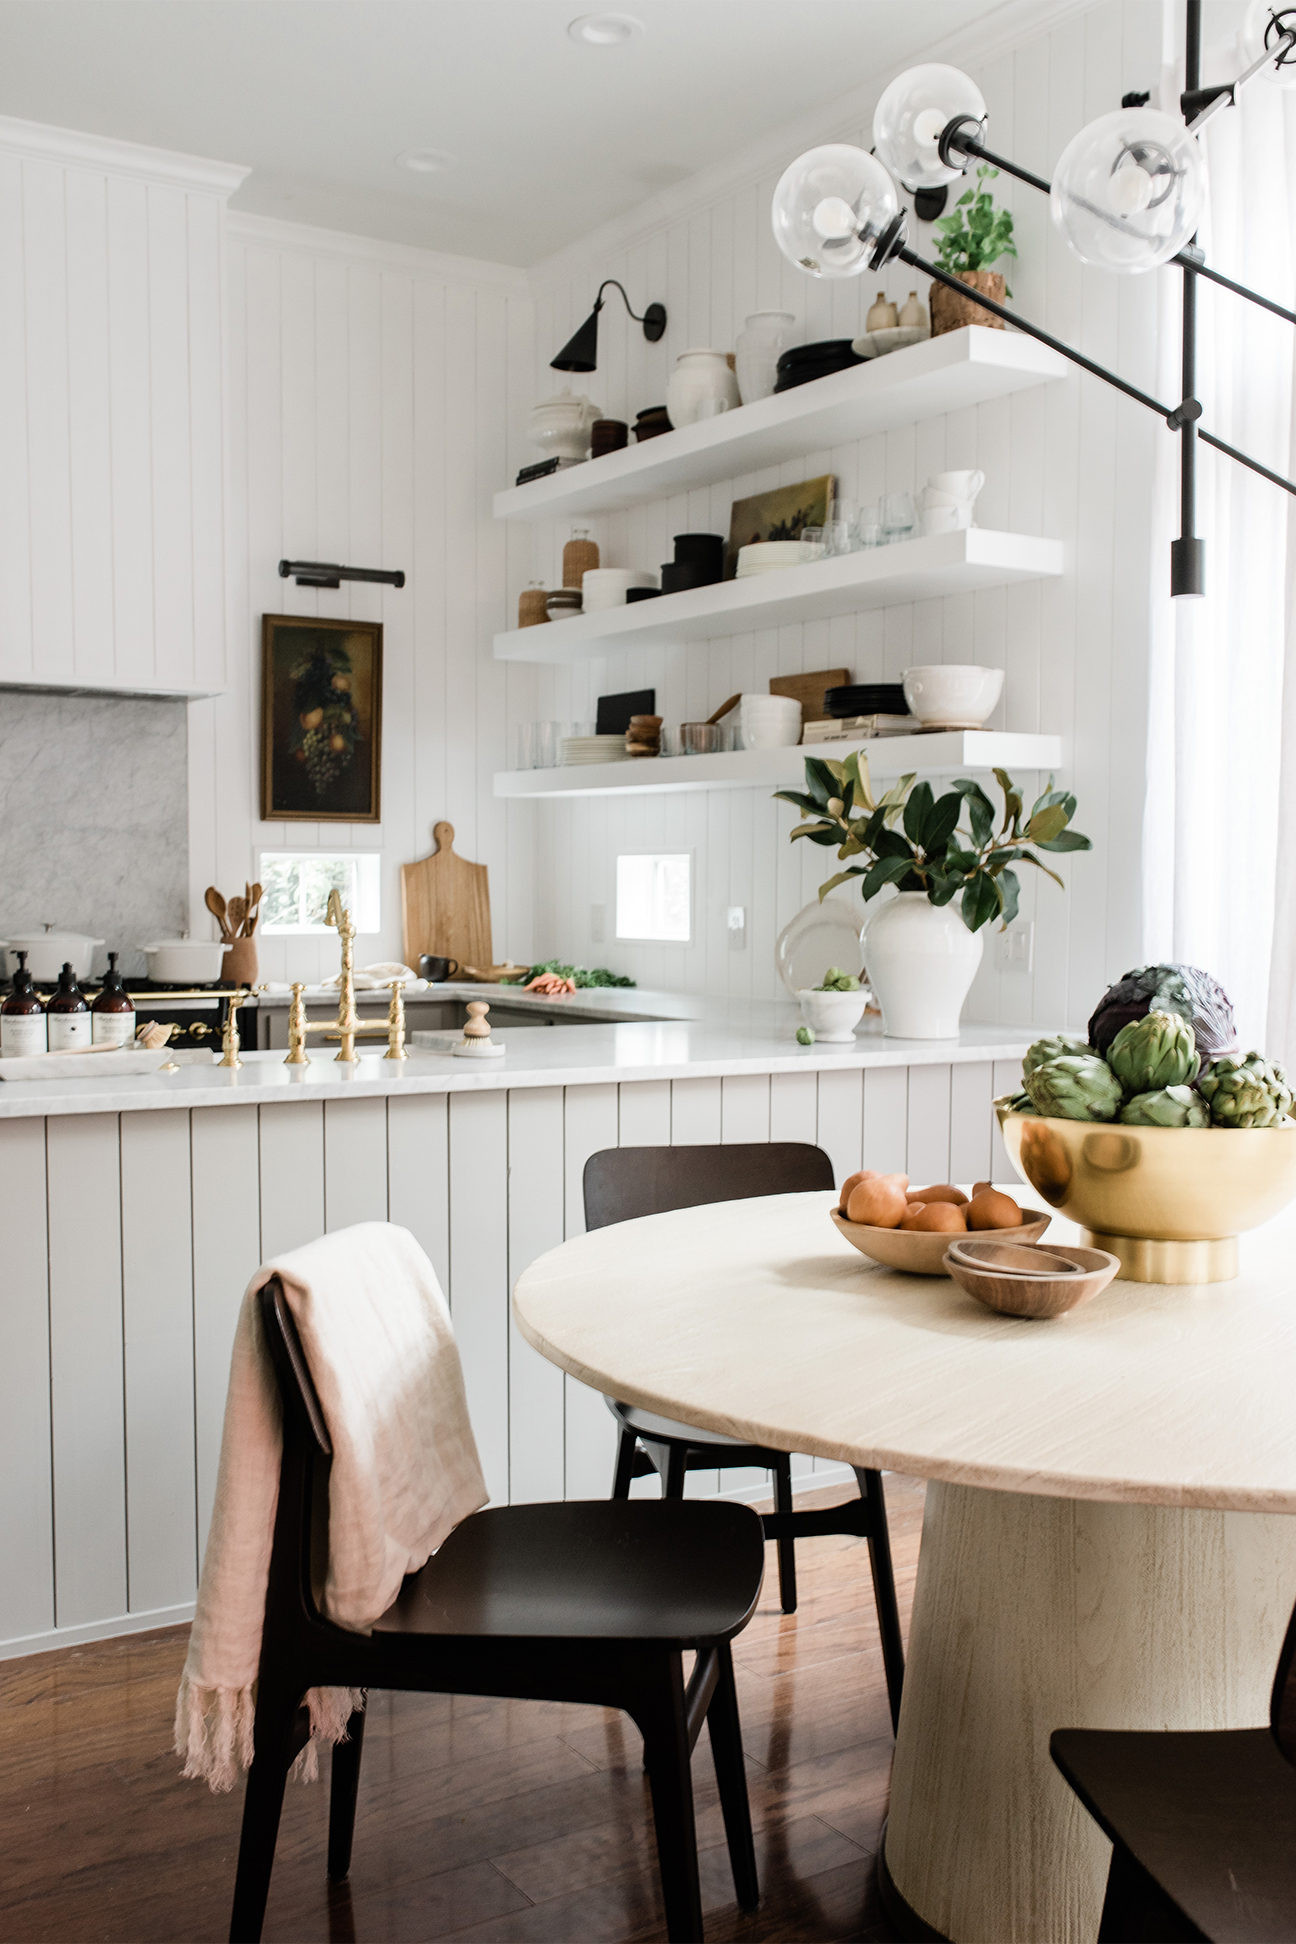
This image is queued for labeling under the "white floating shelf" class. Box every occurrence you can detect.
[495,328,1067,524]
[494,731,1063,799]
[494,529,1064,664]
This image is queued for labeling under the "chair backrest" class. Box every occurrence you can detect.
[256,1277,333,1638]
[1271,1592,1296,1765]
[583,1142,835,1231]
[259,1277,332,1458]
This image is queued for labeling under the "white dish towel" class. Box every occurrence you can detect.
[175,1222,488,1792]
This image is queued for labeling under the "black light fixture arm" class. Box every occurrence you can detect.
[591,279,667,337]
[279,559,406,589]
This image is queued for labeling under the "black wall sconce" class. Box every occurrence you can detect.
[771,1,1296,598]
[279,560,406,590]
[551,280,667,373]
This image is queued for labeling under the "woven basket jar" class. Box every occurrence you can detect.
[930,270,1006,336]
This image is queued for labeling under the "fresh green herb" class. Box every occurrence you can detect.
[932,164,1016,294]
[519,960,636,989]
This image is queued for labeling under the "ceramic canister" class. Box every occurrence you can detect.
[664,350,741,429]
[734,311,797,404]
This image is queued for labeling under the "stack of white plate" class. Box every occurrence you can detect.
[559,734,632,766]
[736,540,805,577]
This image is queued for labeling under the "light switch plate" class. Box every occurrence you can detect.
[727,905,746,951]
[994,920,1034,974]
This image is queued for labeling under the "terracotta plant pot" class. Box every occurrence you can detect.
[930,270,1006,336]
[222,937,259,988]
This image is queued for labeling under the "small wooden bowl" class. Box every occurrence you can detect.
[830,1204,1051,1276]
[946,1238,1081,1276]
[944,1242,1120,1318]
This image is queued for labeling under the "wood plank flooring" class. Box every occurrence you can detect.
[0,1477,923,1942]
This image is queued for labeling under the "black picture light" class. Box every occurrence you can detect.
[279,560,406,590]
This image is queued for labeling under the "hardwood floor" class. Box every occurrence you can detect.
[0,1477,923,1943]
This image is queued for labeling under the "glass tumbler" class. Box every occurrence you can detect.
[824,498,859,556]
[533,722,561,768]
[857,501,884,547]
[799,526,826,565]
[516,723,537,770]
[882,491,915,542]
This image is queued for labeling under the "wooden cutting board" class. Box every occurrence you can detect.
[770,667,850,726]
[401,822,493,973]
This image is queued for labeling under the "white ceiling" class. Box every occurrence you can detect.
[0,0,1012,264]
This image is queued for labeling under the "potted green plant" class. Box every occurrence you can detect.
[929,163,1017,336]
[776,753,1090,1038]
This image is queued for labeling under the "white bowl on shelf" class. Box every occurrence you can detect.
[739,693,803,749]
[901,664,1004,729]
[580,568,658,611]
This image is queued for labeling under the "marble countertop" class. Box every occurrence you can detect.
[513,1189,1296,1512]
[0,996,1035,1117]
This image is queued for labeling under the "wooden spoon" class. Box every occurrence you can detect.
[707,693,742,725]
[245,883,263,936]
[205,886,231,940]
[226,895,248,938]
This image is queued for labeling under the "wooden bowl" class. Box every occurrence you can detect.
[944,1242,1120,1318]
[829,1204,1051,1276]
[946,1239,1081,1276]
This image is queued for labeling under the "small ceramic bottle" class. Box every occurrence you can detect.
[866,291,899,332]
[899,291,929,330]
[562,528,599,588]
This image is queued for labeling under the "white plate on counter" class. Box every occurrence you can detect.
[775,897,867,999]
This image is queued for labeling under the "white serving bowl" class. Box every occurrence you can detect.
[902,663,1004,729]
[580,568,658,611]
[0,929,105,980]
[740,693,803,749]
[797,988,867,1041]
[141,939,227,983]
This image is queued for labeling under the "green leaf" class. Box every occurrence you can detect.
[998,867,1021,927]
[951,777,994,849]
[926,872,962,907]
[985,846,1022,873]
[818,870,865,900]
[803,758,838,808]
[839,751,874,813]
[874,826,916,861]
[1025,803,1070,844]
[1017,848,1065,890]
[961,871,1002,933]
[920,791,963,857]
[773,790,821,813]
[992,767,1024,833]
[861,853,917,900]
[1035,828,1092,853]
[903,780,935,844]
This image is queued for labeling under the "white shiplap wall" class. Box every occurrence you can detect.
[517,0,1165,1032]
[188,216,542,983]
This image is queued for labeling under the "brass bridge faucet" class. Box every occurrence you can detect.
[284,893,409,1065]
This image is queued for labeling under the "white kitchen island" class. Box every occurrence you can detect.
[0,995,1033,1660]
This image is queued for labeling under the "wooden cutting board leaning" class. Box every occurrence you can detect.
[401,823,495,977]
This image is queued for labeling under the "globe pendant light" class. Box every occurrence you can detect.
[1239,1,1296,83]
[1050,107,1206,273]
[770,145,901,280]
[872,63,987,191]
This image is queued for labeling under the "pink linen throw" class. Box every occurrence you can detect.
[175,1222,487,1791]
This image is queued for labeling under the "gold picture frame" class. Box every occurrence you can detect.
[725,473,836,578]
[260,614,383,823]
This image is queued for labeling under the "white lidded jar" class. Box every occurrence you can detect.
[734,311,797,404]
[863,892,983,1039]
[664,349,741,429]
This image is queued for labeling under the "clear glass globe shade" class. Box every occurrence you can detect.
[771,145,900,279]
[873,64,987,190]
[1239,1,1296,86]
[1050,108,1205,272]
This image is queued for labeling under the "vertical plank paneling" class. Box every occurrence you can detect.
[323,1096,389,1231]
[387,1093,451,1296]
[562,1083,620,1497]
[907,1064,953,1186]
[816,1069,864,1186]
[147,184,194,683]
[106,174,155,686]
[449,1091,510,1504]
[63,166,114,686]
[671,1076,723,1145]
[191,1106,262,1557]
[950,1062,995,1186]
[47,1115,126,1629]
[769,1069,818,1146]
[506,1088,566,1503]
[862,1066,909,1175]
[721,1072,770,1144]
[617,1078,671,1147]
[22,160,75,682]
[0,1121,53,1639]
[120,1111,196,1613]
[258,1100,325,1258]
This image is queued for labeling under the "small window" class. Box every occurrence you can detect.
[258,852,382,935]
[616,853,691,942]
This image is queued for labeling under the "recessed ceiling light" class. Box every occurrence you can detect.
[568,13,643,46]
[395,148,454,174]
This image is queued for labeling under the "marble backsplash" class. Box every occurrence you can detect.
[0,688,189,978]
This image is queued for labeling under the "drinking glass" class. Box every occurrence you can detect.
[534,722,560,768]
[799,525,826,565]
[516,723,537,770]
[824,498,859,556]
[882,491,915,542]
[857,501,884,547]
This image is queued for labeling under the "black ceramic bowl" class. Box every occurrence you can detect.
[824,684,911,718]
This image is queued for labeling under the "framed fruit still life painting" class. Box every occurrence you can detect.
[261,615,383,822]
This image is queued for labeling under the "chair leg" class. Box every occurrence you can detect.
[1097,1838,1207,1942]
[229,1685,303,1944]
[705,1642,759,1911]
[855,1468,905,1734]
[771,1458,798,1614]
[327,1708,366,1882]
[636,1654,705,1944]
[611,1424,639,1499]
[651,1440,687,1499]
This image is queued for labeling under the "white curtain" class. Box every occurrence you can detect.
[1143,9,1296,1054]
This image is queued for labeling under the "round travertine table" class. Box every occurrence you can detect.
[512,1189,1296,1944]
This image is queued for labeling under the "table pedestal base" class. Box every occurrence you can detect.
[885,1481,1296,1943]
[1082,1228,1238,1283]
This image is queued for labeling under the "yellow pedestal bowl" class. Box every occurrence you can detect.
[996,1103,1296,1284]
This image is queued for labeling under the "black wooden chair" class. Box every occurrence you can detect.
[229,1276,766,1944]
[1050,1594,1296,1940]
[583,1141,905,1731]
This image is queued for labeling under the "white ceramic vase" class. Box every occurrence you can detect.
[734,311,797,404]
[863,892,982,1039]
[665,349,741,429]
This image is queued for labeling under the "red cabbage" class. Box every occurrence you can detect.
[1087,964,1237,1061]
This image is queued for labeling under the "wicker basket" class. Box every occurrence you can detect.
[931,270,1006,336]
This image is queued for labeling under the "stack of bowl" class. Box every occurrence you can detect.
[633,406,672,442]
[943,1237,1120,1319]
[590,418,628,457]
[739,693,802,749]
[661,532,725,594]
[559,733,631,767]
[774,339,866,393]
[581,568,659,612]
[545,588,582,621]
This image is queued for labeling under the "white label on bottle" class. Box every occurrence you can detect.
[47,1013,93,1050]
[92,1012,136,1047]
[1,1013,48,1056]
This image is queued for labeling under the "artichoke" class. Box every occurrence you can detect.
[1002,1089,1040,1116]
[1107,1010,1198,1094]
[1022,1033,1091,1078]
[1197,1053,1294,1129]
[1119,1085,1210,1129]
[1088,963,1236,1061]
[1023,1054,1124,1122]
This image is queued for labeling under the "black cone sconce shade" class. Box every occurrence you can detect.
[551,279,667,373]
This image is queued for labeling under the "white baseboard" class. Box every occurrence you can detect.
[0,1601,195,1662]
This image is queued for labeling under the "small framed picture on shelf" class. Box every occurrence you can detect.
[260,614,383,823]
[725,473,835,579]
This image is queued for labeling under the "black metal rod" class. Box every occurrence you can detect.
[1173,253,1296,325]
[1199,427,1296,495]
[1176,0,1203,594]
[948,130,1052,197]
[896,246,1189,422]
